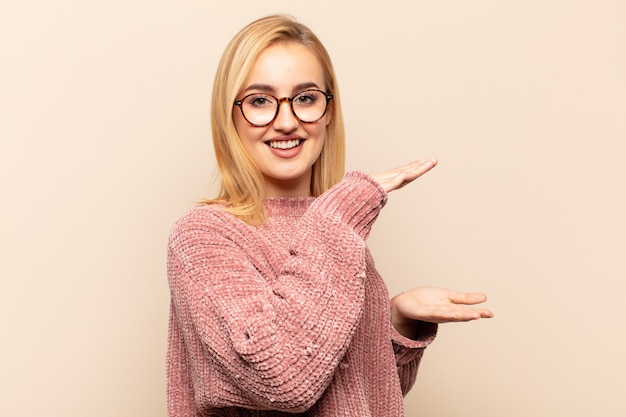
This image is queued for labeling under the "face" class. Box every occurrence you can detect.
[233,42,331,197]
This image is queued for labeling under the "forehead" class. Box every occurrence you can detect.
[243,42,326,94]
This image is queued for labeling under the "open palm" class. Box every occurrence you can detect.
[391,286,493,328]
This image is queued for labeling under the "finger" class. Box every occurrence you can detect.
[372,159,436,185]
[449,306,494,321]
[402,159,438,177]
[447,291,488,306]
[413,308,459,323]
[382,159,438,192]
[446,307,493,322]
[404,159,438,181]
[479,309,495,318]
[378,159,437,180]
[418,309,482,324]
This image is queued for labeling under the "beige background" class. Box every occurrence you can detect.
[1,1,624,416]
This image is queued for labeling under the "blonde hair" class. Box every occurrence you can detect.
[204,14,345,224]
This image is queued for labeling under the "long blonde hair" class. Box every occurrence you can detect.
[205,14,345,224]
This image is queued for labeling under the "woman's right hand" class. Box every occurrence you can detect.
[372,159,438,193]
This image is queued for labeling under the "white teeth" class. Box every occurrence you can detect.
[268,139,301,149]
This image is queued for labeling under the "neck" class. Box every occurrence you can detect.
[263,174,312,198]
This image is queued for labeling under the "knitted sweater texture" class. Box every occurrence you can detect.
[167,171,437,417]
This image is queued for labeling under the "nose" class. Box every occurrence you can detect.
[272,99,299,132]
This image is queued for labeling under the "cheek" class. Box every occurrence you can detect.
[233,113,262,145]
[307,118,328,138]
[316,124,328,146]
[232,109,246,136]
[308,125,327,158]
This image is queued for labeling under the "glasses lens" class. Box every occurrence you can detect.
[292,90,327,122]
[241,94,278,126]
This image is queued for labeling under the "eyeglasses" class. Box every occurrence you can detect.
[234,89,333,127]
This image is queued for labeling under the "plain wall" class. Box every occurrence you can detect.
[1,1,624,416]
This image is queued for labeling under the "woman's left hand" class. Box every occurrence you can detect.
[391,286,494,338]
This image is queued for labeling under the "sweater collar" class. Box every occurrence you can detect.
[264,197,314,217]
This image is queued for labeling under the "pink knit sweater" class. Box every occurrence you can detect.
[167,171,437,417]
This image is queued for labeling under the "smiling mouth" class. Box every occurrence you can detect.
[267,139,303,150]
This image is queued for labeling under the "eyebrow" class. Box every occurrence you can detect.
[241,82,322,95]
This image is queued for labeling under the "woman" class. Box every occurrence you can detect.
[167,14,492,417]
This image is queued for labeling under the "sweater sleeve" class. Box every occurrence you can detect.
[167,171,386,414]
[391,322,438,396]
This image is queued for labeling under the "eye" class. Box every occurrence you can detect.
[293,91,320,106]
[246,94,275,108]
